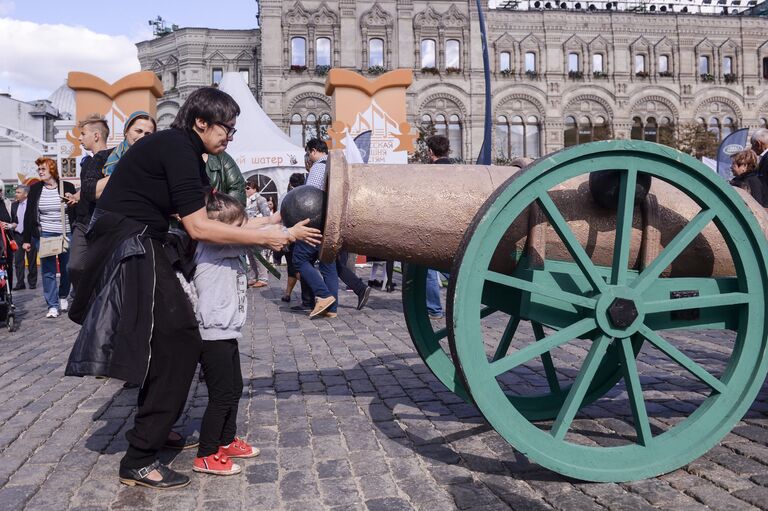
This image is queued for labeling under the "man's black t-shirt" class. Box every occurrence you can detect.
[98,128,208,238]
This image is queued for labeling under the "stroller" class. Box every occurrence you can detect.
[0,226,17,332]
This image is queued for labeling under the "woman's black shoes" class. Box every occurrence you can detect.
[367,279,383,289]
[385,282,396,293]
[119,461,190,489]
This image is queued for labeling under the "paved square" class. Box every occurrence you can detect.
[1,270,767,510]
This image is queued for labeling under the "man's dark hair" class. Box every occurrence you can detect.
[245,176,260,191]
[289,172,306,189]
[170,87,241,131]
[426,135,450,158]
[305,138,328,154]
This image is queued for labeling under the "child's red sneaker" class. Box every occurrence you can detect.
[193,449,242,475]
[220,437,260,459]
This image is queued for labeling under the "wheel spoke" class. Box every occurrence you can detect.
[490,318,597,377]
[533,322,562,394]
[538,192,607,294]
[611,167,638,286]
[551,335,612,441]
[632,208,716,294]
[492,316,521,362]
[644,292,749,314]
[486,270,597,310]
[638,325,726,393]
[618,336,653,446]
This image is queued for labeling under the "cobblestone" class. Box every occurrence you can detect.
[1,272,767,510]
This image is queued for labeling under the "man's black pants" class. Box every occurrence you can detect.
[197,340,243,457]
[120,249,202,470]
[12,231,36,288]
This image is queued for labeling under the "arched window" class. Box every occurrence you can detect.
[434,114,447,137]
[525,116,541,158]
[500,52,511,72]
[369,38,384,67]
[699,56,710,75]
[448,115,463,160]
[631,117,643,140]
[421,114,433,127]
[564,116,578,147]
[316,38,331,67]
[761,118,768,129]
[578,116,592,145]
[722,117,735,139]
[525,52,537,72]
[421,39,436,68]
[511,116,525,157]
[592,54,604,73]
[659,117,674,146]
[723,56,733,75]
[644,117,657,142]
[446,39,461,69]
[291,37,306,66]
[635,55,646,74]
[305,113,318,141]
[319,113,332,140]
[708,116,720,141]
[496,116,510,158]
[594,116,610,141]
[290,114,303,145]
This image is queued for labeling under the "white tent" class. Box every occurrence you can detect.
[217,72,305,203]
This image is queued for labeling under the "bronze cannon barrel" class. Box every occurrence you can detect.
[320,150,768,276]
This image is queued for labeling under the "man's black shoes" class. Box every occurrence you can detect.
[356,286,372,310]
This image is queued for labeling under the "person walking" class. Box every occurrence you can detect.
[9,185,36,290]
[65,87,320,490]
[244,176,271,288]
[22,158,75,318]
[425,135,454,320]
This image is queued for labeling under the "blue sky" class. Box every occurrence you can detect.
[0,0,259,101]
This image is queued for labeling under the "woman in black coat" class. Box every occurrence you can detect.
[730,148,767,207]
[65,87,321,490]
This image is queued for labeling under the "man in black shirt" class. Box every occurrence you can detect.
[67,115,113,289]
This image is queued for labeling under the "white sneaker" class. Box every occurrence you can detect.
[46,308,59,318]
[60,298,69,312]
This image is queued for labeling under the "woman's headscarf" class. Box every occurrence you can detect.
[103,111,154,176]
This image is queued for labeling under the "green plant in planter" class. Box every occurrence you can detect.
[420,66,439,75]
[592,71,607,78]
[367,65,387,75]
[635,71,649,78]
[724,73,737,84]
[446,67,462,74]
[568,70,584,80]
[700,73,715,82]
[525,69,539,79]
[315,65,331,76]
[290,65,307,72]
[659,71,673,77]
[499,68,514,77]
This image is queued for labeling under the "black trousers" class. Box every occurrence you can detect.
[120,248,202,469]
[12,231,37,288]
[67,222,88,292]
[337,251,367,296]
[198,340,243,457]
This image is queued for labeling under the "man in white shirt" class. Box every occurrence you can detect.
[10,185,37,290]
[750,128,768,189]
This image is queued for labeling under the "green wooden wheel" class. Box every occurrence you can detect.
[448,140,768,482]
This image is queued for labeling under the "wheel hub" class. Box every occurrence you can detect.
[595,288,644,338]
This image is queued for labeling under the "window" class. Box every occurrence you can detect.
[446,39,461,69]
[592,54,604,73]
[525,116,541,158]
[659,117,674,146]
[761,118,768,128]
[723,56,733,75]
[635,55,646,73]
[763,57,768,79]
[578,116,592,145]
[511,116,525,157]
[239,68,249,84]
[434,114,447,137]
[644,117,658,142]
[291,37,306,66]
[594,116,610,141]
[500,52,511,72]
[722,117,735,139]
[708,116,720,141]
[448,115,463,159]
[631,117,643,140]
[289,113,331,146]
[659,55,669,73]
[170,71,177,89]
[568,53,579,72]
[290,114,303,145]
[212,68,223,85]
[369,38,384,67]
[316,38,331,67]
[496,115,540,158]
[421,39,436,68]
[525,52,537,72]
[564,116,578,147]
[699,55,710,75]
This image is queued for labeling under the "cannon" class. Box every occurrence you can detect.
[315,140,768,482]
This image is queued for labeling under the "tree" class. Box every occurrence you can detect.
[668,122,719,159]
[409,122,437,164]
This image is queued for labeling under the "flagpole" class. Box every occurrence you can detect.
[475,0,493,165]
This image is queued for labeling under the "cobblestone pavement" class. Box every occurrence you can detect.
[1,269,767,511]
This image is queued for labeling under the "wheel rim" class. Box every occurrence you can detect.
[448,140,768,482]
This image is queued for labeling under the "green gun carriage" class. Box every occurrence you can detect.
[319,140,768,482]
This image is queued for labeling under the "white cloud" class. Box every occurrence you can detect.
[0,18,141,102]
[0,1,14,16]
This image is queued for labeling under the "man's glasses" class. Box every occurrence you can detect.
[216,122,237,138]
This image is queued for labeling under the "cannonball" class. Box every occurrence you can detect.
[280,185,326,230]
[588,170,652,210]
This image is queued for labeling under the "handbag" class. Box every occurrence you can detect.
[37,180,70,258]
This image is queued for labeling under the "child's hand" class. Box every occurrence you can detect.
[288,219,322,246]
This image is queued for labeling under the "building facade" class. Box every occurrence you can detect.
[138,1,768,162]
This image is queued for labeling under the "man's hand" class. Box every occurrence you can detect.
[22,243,31,252]
[288,218,322,246]
[64,191,79,206]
